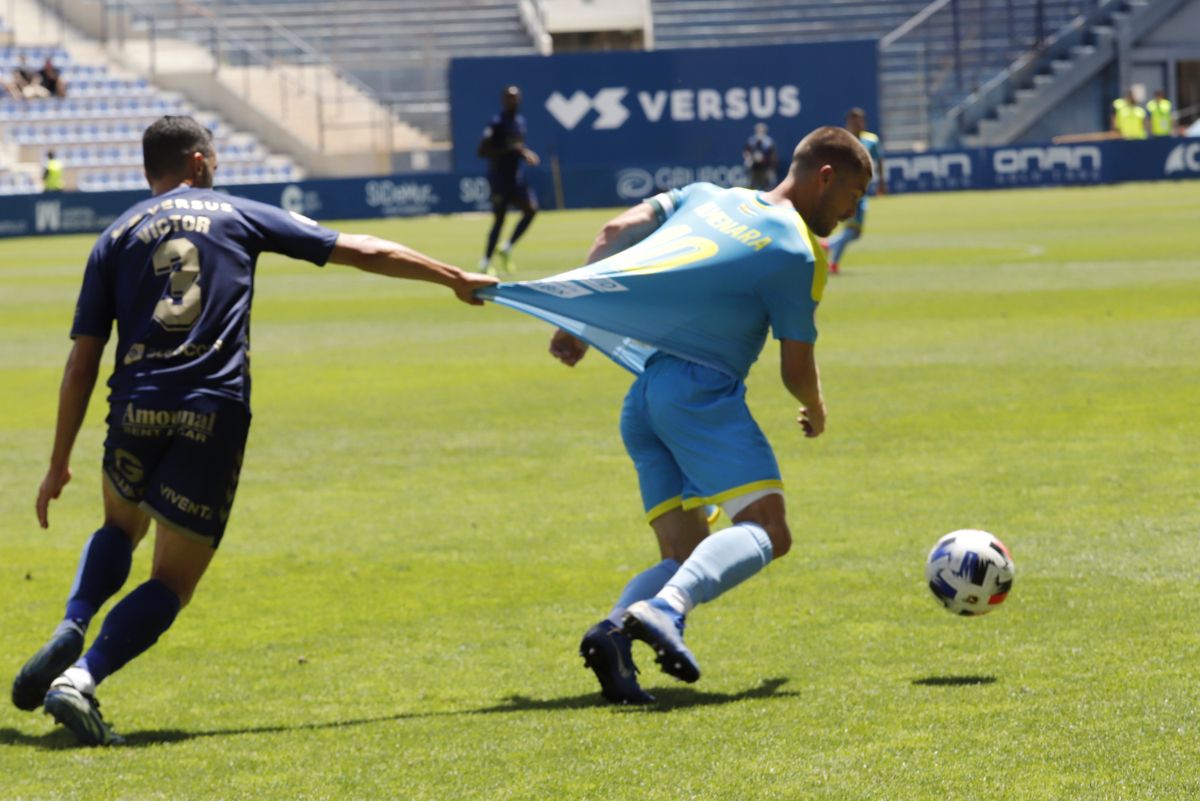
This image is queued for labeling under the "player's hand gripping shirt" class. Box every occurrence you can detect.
[480,182,827,378]
[71,185,340,407]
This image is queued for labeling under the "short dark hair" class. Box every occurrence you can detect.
[143,116,214,179]
[791,126,872,180]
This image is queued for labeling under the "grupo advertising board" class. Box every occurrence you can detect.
[448,41,880,171]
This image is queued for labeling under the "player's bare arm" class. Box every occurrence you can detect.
[780,338,825,438]
[329,233,498,305]
[585,201,661,264]
[549,201,664,366]
[37,334,105,528]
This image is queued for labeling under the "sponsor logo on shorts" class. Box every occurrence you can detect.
[158,483,214,521]
[122,405,218,442]
[107,449,145,499]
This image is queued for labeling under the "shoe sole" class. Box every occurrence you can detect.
[44,689,123,747]
[621,612,701,684]
[579,633,654,705]
[11,631,83,711]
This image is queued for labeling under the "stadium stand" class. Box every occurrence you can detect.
[880,0,1143,148]
[1,0,1185,193]
[648,0,1166,151]
[649,0,931,48]
[114,0,540,144]
[0,42,301,192]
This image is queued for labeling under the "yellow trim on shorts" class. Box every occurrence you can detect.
[645,495,684,523]
[680,479,785,512]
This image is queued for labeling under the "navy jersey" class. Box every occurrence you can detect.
[481,111,527,180]
[71,185,340,408]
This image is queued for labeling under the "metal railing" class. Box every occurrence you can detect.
[880,0,1108,149]
[95,0,407,153]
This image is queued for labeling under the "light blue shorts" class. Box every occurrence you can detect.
[851,195,868,228]
[620,353,782,521]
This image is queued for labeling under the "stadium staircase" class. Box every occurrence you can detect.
[51,0,541,166]
[933,0,1191,147]
[0,1,302,193]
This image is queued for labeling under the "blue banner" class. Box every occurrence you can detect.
[1,138,1196,240]
[448,42,880,171]
[883,137,1200,194]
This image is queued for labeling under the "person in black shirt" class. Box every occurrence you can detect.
[477,85,540,275]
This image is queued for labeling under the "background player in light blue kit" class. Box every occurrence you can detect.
[11,116,497,745]
[824,107,885,274]
[482,127,871,703]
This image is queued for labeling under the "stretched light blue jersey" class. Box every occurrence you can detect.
[480,182,827,378]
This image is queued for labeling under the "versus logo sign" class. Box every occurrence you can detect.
[545,88,629,130]
[545,85,802,131]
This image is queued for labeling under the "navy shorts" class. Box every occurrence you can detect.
[103,395,251,547]
[489,175,536,208]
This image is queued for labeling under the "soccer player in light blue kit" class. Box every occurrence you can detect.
[824,107,885,274]
[11,116,496,745]
[482,127,871,703]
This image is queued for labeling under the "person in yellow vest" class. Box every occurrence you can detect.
[1146,89,1173,137]
[43,150,65,192]
[1111,90,1148,140]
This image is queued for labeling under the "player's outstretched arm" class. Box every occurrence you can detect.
[584,201,662,264]
[544,201,663,363]
[780,339,826,438]
[37,335,104,528]
[329,233,497,305]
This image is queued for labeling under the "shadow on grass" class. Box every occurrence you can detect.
[911,675,997,687]
[0,677,796,749]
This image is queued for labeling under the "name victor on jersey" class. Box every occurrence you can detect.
[105,196,236,243]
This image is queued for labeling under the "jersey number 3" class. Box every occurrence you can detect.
[152,238,202,331]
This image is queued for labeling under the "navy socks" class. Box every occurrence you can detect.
[64,525,133,629]
[80,579,181,685]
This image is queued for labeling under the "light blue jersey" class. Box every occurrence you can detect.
[480,182,827,378]
[859,131,882,195]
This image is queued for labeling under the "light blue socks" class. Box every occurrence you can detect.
[658,523,773,614]
[606,558,680,626]
[828,224,860,265]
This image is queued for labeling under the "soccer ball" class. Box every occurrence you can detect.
[925,529,1015,616]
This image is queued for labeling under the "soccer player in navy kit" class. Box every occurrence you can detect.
[11,116,497,745]
[482,127,872,703]
[477,85,540,275]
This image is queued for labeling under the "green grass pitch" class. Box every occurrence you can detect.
[1,181,1198,799]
